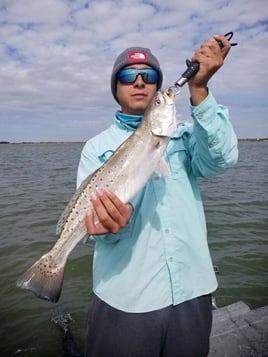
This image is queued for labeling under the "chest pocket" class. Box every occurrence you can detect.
[165,137,191,178]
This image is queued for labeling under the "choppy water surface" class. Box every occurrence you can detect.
[0,141,267,356]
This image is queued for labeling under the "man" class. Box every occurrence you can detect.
[77,35,238,357]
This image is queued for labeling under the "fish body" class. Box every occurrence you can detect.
[16,90,177,302]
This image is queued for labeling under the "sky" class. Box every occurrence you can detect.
[0,0,267,142]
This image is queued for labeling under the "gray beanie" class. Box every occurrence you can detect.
[111,46,163,103]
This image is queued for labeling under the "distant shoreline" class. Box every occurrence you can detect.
[238,138,268,142]
[1,138,268,144]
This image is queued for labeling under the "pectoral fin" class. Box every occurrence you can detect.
[156,157,171,177]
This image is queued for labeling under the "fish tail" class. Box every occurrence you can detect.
[16,252,65,303]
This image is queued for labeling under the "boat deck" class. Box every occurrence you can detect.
[209,301,268,357]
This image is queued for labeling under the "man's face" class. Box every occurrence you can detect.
[116,64,157,115]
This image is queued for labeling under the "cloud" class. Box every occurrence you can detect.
[0,0,267,141]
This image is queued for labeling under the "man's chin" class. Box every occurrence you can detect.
[130,102,148,115]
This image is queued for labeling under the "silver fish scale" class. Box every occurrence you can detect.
[56,155,127,239]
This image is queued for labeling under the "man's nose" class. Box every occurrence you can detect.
[134,74,145,86]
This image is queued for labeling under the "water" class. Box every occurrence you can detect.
[0,141,267,356]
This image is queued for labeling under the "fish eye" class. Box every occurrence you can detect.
[155,98,161,106]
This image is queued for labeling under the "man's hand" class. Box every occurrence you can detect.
[85,189,133,235]
[188,35,231,105]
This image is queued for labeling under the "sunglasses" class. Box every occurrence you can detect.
[117,68,158,84]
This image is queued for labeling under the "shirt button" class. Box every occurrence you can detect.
[165,228,170,234]
[169,257,173,262]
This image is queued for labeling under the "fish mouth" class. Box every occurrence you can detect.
[162,89,175,104]
[166,89,175,98]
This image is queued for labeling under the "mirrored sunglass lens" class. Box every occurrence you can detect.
[118,69,158,84]
[141,70,158,83]
[118,70,136,83]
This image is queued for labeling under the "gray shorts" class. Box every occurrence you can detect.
[85,293,212,357]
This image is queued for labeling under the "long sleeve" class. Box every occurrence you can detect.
[187,92,238,177]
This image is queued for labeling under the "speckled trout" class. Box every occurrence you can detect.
[16,90,177,303]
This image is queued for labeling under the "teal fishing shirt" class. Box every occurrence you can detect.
[77,92,238,313]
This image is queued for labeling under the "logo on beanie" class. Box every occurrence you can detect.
[128,51,147,63]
